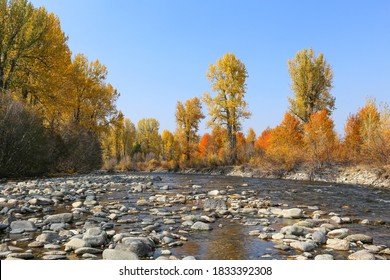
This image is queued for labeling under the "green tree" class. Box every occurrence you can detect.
[288,48,335,123]
[204,53,251,163]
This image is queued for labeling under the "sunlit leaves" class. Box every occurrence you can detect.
[288,48,335,123]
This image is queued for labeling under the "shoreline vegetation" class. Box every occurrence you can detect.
[1,0,389,185]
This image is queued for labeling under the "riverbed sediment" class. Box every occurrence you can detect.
[0,172,389,260]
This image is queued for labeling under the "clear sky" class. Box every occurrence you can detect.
[31,0,390,137]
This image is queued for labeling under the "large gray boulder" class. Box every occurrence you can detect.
[290,241,317,252]
[83,227,107,247]
[327,228,349,239]
[312,231,327,244]
[191,221,212,231]
[44,213,73,224]
[116,237,155,257]
[345,234,373,244]
[35,231,61,243]
[10,221,37,232]
[280,226,306,236]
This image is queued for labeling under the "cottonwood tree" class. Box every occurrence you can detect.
[288,48,335,123]
[204,53,251,164]
[137,118,160,158]
[175,97,204,161]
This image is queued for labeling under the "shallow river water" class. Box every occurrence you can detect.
[1,172,389,260]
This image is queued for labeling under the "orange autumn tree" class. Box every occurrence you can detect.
[254,128,272,154]
[344,114,363,163]
[304,110,338,166]
[236,132,247,163]
[197,133,212,160]
[266,113,303,170]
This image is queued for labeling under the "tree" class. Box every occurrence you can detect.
[197,133,212,159]
[175,97,204,161]
[67,54,119,135]
[254,128,272,154]
[161,129,176,161]
[266,113,304,170]
[344,114,362,162]
[288,48,335,123]
[304,110,338,165]
[137,118,160,158]
[204,53,251,163]
[355,98,390,164]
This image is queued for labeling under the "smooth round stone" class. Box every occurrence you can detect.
[161,249,172,255]
[315,254,334,260]
[348,250,375,260]
[28,241,45,248]
[42,254,67,260]
[82,253,98,259]
[75,247,103,255]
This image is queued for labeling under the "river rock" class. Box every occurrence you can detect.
[42,254,67,260]
[330,216,342,224]
[83,227,107,247]
[327,228,349,239]
[348,250,375,260]
[44,213,73,224]
[312,231,327,244]
[314,254,334,260]
[207,190,220,196]
[75,247,103,255]
[65,238,87,251]
[28,241,45,248]
[280,226,306,236]
[290,241,317,252]
[72,201,83,208]
[10,220,37,232]
[36,231,61,243]
[7,252,34,259]
[345,234,373,244]
[116,237,155,257]
[191,221,212,231]
[270,208,303,218]
[203,199,227,210]
[379,248,390,255]
[326,239,350,251]
[182,256,196,260]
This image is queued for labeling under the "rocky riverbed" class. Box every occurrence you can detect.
[0,172,389,260]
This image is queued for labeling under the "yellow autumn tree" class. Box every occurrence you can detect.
[175,97,204,161]
[288,48,335,123]
[203,53,251,163]
[137,118,161,158]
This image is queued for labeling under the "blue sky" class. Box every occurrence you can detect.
[31,0,390,136]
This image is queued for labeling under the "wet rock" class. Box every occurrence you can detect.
[44,213,73,224]
[116,237,155,257]
[326,239,350,251]
[379,248,390,255]
[348,250,375,260]
[191,221,212,231]
[207,190,220,196]
[290,241,317,252]
[280,226,306,236]
[29,197,53,206]
[363,244,381,253]
[270,208,303,218]
[315,254,334,260]
[330,216,342,224]
[7,252,34,259]
[312,231,327,244]
[271,233,284,240]
[72,201,83,208]
[274,244,291,251]
[36,231,61,243]
[345,234,373,244]
[65,238,88,251]
[83,227,107,247]
[327,228,349,239]
[74,247,103,255]
[182,256,196,260]
[10,221,37,232]
[27,241,44,248]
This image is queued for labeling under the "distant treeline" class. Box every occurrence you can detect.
[1,0,389,178]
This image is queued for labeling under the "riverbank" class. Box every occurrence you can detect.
[178,165,390,189]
